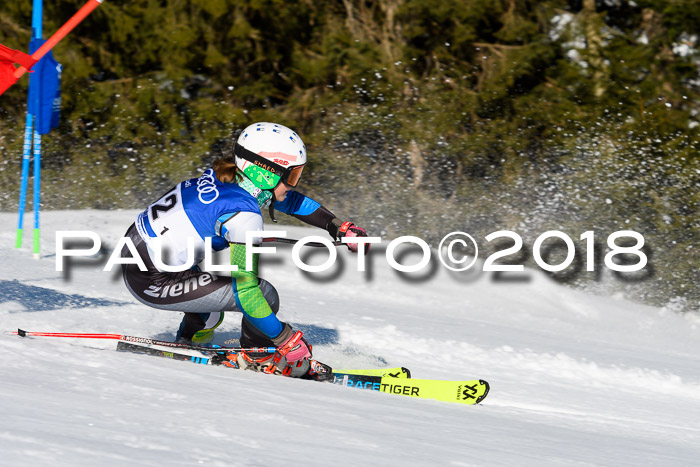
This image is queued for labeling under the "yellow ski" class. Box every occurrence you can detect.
[333,373,490,405]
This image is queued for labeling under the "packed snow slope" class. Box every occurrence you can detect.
[1,210,699,466]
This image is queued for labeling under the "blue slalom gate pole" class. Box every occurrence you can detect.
[31,0,43,258]
[32,128,41,258]
[16,0,43,254]
[32,0,43,39]
[14,0,76,254]
[15,114,34,249]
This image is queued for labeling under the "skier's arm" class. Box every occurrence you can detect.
[275,191,371,254]
[274,190,336,231]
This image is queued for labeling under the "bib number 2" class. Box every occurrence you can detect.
[151,189,179,220]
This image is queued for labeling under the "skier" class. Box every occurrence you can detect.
[120,122,368,378]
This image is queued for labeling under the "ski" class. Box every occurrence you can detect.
[116,340,408,379]
[116,340,220,365]
[19,330,489,404]
[16,330,407,378]
[333,373,490,405]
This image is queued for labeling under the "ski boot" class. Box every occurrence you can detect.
[175,312,224,344]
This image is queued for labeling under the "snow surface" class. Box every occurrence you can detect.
[1,210,699,466]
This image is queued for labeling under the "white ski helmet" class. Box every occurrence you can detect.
[234,122,307,190]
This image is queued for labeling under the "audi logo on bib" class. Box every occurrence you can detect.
[197,169,219,204]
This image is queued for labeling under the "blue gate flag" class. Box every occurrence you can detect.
[27,38,61,135]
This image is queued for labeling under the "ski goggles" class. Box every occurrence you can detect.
[234,143,305,189]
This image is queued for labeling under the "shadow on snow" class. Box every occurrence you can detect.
[0,279,125,311]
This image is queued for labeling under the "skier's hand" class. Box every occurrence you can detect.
[336,221,370,255]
